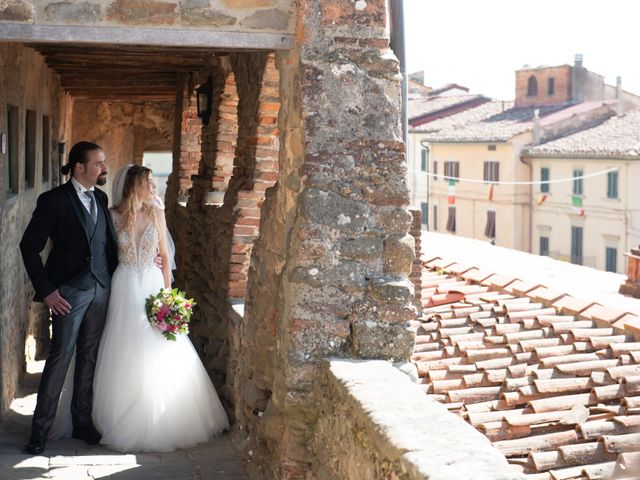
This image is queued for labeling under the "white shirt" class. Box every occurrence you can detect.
[70,177,96,214]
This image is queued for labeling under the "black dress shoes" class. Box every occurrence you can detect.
[24,436,46,455]
[72,423,102,445]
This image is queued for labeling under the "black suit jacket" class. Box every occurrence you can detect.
[20,180,119,301]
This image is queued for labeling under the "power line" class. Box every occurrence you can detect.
[407,166,619,185]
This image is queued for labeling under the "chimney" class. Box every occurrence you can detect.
[616,76,624,116]
[532,108,541,145]
[571,54,584,102]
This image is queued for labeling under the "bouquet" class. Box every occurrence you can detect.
[145,288,196,341]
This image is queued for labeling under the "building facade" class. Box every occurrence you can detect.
[410,56,638,261]
[525,110,640,274]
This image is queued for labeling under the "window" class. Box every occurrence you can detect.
[540,167,550,193]
[547,77,555,96]
[433,160,438,181]
[444,161,459,180]
[446,206,456,233]
[6,105,19,196]
[420,202,428,226]
[488,144,497,151]
[420,148,428,172]
[607,170,618,199]
[606,247,617,273]
[483,161,499,183]
[432,205,438,232]
[484,210,496,239]
[25,109,37,189]
[571,226,583,265]
[540,236,549,256]
[42,115,50,183]
[573,169,584,195]
[527,76,538,97]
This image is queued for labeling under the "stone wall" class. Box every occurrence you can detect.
[235,1,418,477]
[313,360,521,480]
[0,43,70,415]
[0,0,294,33]
[71,100,174,201]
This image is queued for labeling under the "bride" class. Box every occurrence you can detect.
[52,164,229,452]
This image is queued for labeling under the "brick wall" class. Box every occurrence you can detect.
[515,65,572,107]
[410,209,423,316]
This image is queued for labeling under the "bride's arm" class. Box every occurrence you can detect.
[155,208,172,289]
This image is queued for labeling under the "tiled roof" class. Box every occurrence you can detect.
[412,257,640,479]
[408,94,486,122]
[525,109,640,158]
[411,100,512,134]
[420,103,569,143]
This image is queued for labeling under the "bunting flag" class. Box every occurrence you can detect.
[572,195,585,216]
[536,194,548,206]
[448,179,456,205]
[488,183,494,202]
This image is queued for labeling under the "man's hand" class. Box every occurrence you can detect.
[44,290,72,316]
[154,255,163,270]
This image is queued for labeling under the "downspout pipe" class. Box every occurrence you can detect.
[389,0,408,152]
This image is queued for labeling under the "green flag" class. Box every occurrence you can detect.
[571,195,583,207]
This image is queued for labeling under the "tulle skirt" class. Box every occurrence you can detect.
[51,264,229,452]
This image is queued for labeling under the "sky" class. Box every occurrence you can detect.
[404,0,640,100]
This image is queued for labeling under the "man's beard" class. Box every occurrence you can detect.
[96,175,107,186]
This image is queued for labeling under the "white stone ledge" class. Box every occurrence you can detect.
[324,359,523,480]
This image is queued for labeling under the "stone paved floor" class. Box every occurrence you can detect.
[0,362,249,480]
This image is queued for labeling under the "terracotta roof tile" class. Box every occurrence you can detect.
[553,296,598,316]
[412,262,640,477]
[506,280,545,296]
[460,268,495,283]
[442,263,478,275]
[528,287,568,305]
[612,314,640,331]
[580,305,629,324]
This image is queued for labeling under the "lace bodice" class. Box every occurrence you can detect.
[111,211,159,270]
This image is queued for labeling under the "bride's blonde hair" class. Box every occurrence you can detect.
[117,165,154,233]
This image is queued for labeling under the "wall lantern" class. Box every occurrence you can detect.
[196,75,213,126]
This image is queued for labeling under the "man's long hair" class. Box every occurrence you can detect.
[61,141,102,176]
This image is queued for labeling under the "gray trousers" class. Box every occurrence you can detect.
[31,281,109,440]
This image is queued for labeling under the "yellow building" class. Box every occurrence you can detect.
[414,100,615,251]
[524,110,640,273]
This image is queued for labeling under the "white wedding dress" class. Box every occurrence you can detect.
[51,211,229,452]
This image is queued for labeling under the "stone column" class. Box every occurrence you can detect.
[237,1,416,477]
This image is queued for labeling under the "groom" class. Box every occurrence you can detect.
[20,141,118,454]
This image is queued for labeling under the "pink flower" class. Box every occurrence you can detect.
[158,322,169,331]
[168,325,177,333]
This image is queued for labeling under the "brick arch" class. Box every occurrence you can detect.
[165,52,280,409]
